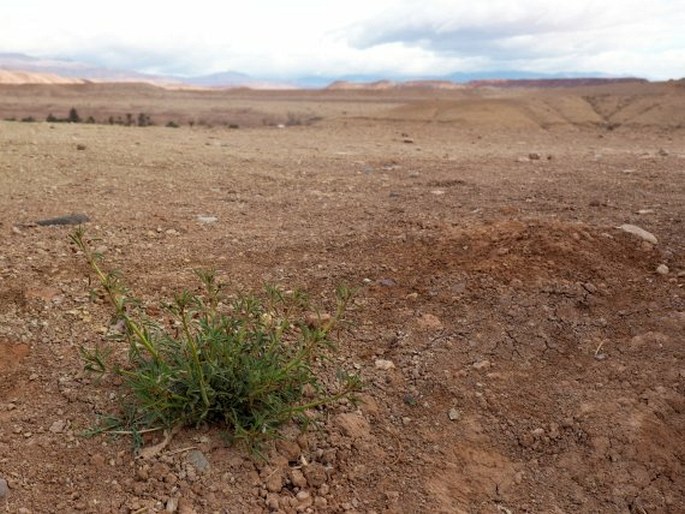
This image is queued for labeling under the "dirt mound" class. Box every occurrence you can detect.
[381,86,685,129]
[382,98,544,127]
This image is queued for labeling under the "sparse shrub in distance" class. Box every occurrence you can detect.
[108,116,115,125]
[70,228,360,450]
[86,116,96,124]
[137,112,152,127]
[21,116,36,122]
[46,113,58,122]
[228,123,239,129]
[285,112,303,126]
[166,120,179,128]
[68,107,81,123]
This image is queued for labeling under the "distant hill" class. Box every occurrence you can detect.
[0,69,85,85]
[467,77,648,88]
[326,77,647,91]
[0,52,650,90]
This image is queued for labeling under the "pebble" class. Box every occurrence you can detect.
[265,493,280,510]
[656,264,669,275]
[290,469,307,488]
[617,224,658,244]
[186,450,210,474]
[472,360,491,371]
[528,152,541,160]
[448,408,461,421]
[49,420,66,433]
[196,215,218,224]
[0,477,8,498]
[374,359,395,370]
[265,470,284,493]
[417,313,443,330]
[296,490,313,508]
[166,497,179,512]
[302,463,327,488]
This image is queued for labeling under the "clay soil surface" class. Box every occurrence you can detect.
[1,83,684,513]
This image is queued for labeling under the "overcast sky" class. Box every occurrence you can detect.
[1,0,684,80]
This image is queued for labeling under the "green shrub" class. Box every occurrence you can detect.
[70,229,360,449]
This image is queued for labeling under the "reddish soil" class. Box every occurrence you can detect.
[0,83,684,513]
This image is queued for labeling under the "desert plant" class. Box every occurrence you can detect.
[166,120,179,128]
[70,229,360,450]
[68,107,81,123]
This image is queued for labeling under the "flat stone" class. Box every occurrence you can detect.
[35,213,90,226]
[656,264,669,275]
[0,477,8,498]
[374,359,395,371]
[448,408,461,421]
[336,412,371,439]
[186,450,210,473]
[472,360,491,371]
[618,224,657,244]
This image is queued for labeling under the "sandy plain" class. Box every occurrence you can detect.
[0,81,684,513]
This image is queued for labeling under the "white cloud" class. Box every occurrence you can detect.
[0,0,683,79]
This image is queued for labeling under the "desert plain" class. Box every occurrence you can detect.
[0,80,684,513]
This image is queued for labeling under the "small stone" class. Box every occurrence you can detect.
[177,497,197,514]
[265,471,284,493]
[657,148,669,156]
[417,313,443,330]
[528,152,541,160]
[91,454,106,467]
[656,264,669,275]
[302,463,327,488]
[296,490,313,508]
[618,224,658,244]
[379,278,396,287]
[165,497,179,513]
[472,360,491,371]
[582,282,597,294]
[265,493,280,510]
[448,408,460,421]
[314,496,328,508]
[186,450,210,473]
[35,213,90,226]
[276,439,301,461]
[49,420,66,433]
[374,359,395,371]
[290,469,307,488]
[196,215,218,224]
[402,138,414,144]
[637,209,655,215]
[0,477,8,498]
[335,413,370,439]
[76,144,86,151]
[136,466,149,481]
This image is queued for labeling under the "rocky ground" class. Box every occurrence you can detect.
[0,85,684,513]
